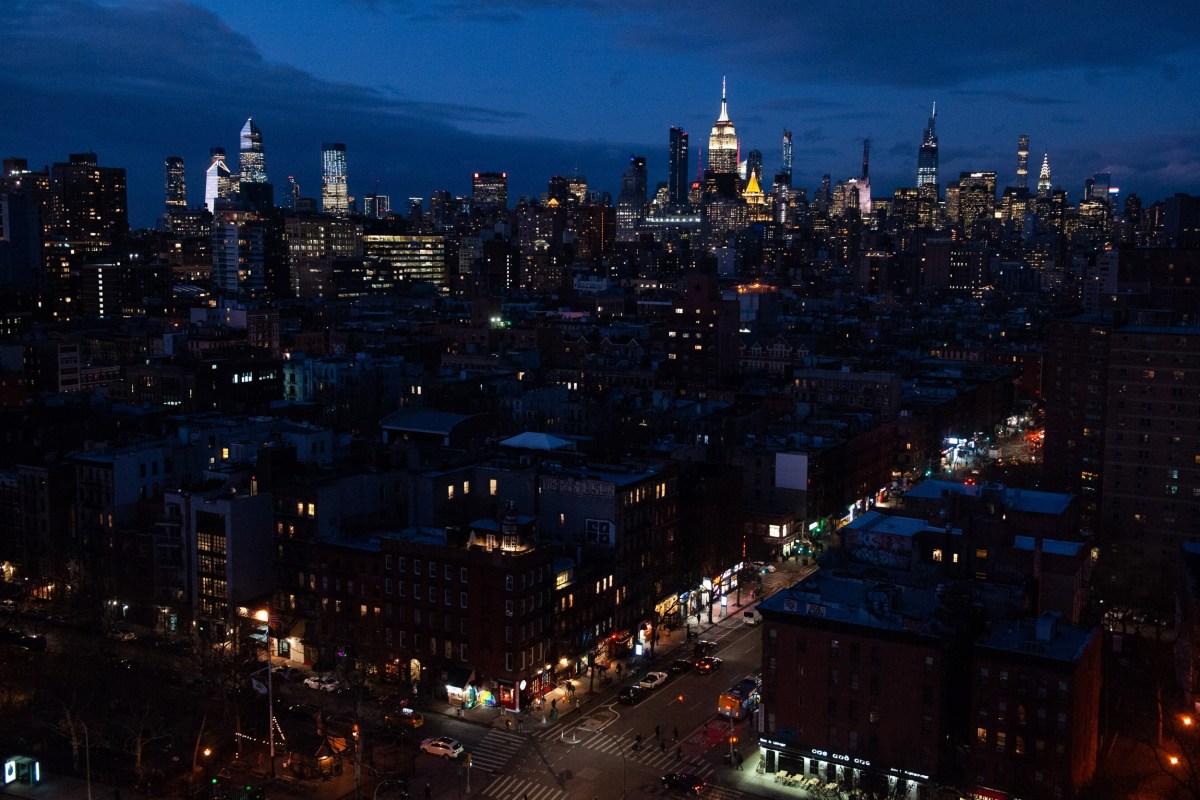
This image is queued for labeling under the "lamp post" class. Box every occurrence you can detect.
[254,610,276,779]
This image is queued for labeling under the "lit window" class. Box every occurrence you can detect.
[489,478,497,496]
[447,485,455,500]
[932,548,943,562]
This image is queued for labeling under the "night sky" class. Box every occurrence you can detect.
[5,0,1200,227]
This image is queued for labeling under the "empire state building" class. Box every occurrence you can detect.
[708,78,739,175]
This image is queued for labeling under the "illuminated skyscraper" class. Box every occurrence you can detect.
[1038,153,1052,198]
[471,171,508,214]
[321,143,349,216]
[1016,134,1029,190]
[239,118,267,184]
[164,155,186,210]
[616,155,648,242]
[781,130,793,187]
[746,149,763,183]
[916,103,938,195]
[668,127,689,208]
[204,147,232,213]
[708,78,739,176]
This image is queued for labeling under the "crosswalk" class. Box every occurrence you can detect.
[477,774,570,800]
[468,729,527,774]
[566,731,716,778]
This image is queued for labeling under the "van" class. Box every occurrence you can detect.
[743,609,762,626]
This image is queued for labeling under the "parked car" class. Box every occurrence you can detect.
[743,609,762,626]
[694,656,723,674]
[273,665,299,682]
[692,639,718,659]
[108,627,137,642]
[639,671,670,691]
[668,658,694,675]
[662,772,705,795]
[419,737,464,759]
[617,685,647,705]
[303,674,339,692]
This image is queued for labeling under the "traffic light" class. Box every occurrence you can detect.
[729,736,738,745]
[677,694,685,704]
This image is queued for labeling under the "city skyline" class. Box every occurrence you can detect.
[3,0,1200,226]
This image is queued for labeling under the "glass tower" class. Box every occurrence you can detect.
[164,155,186,210]
[668,127,689,208]
[321,143,349,215]
[204,147,231,213]
[917,103,938,196]
[239,118,267,184]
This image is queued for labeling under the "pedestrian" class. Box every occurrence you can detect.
[676,746,682,761]
[425,783,431,800]
[660,741,666,755]
[654,724,660,740]
[673,726,679,742]
[735,750,744,770]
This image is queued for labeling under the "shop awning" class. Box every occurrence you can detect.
[445,667,475,692]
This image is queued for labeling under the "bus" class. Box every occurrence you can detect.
[717,674,761,720]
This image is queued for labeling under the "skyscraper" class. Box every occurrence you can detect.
[781,130,793,187]
[321,143,349,216]
[1016,134,1029,190]
[746,149,763,183]
[668,127,689,208]
[616,155,648,242]
[1037,153,1052,198]
[916,103,938,195]
[239,118,267,184]
[164,155,186,210]
[204,147,231,213]
[471,172,508,214]
[708,78,739,176]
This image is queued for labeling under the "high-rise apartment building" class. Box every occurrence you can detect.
[668,127,689,208]
[708,78,739,176]
[321,143,349,216]
[164,155,187,210]
[471,171,508,214]
[239,118,267,184]
[916,103,938,196]
[204,147,232,213]
[50,152,128,247]
[1016,134,1029,190]
[781,130,793,187]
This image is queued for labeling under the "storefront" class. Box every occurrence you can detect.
[758,740,928,800]
[444,667,476,707]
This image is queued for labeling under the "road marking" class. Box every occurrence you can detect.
[479,774,569,800]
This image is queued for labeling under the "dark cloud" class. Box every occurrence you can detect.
[0,0,642,225]
[950,89,1069,107]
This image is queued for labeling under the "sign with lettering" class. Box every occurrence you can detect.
[541,476,615,497]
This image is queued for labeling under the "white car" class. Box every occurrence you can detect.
[420,737,464,759]
[639,671,670,691]
[304,674,339,693]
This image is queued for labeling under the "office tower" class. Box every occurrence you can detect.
[861,139,870,181]
[363,233,447,290]
[708,78,739,175]
[211,209,265,297]
[204,147,232,213]
[1016,134,1029,189]
[567,176,588,206]
[616,155,648,242]
[668,127,689,208]
[321,143,349,215]
[285,176,300,210]
[239,118,267,184]
[362,194,390,219]
[164,155,187,210]
[916,103,938,195]
[1037,154,1052,198]
[953,171,996,238]
[781,130,793,187]
[746,149,762,183]
[471,171,508,214]
[546,176,572,205]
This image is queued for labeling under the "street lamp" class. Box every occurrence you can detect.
[254,609,276,778]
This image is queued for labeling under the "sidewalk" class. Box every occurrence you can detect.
[417,562,803,731]
[0,772,123,800]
